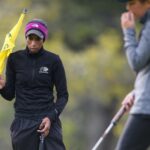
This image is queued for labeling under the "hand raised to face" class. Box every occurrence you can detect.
[0,75,5,89]
[121,12,135,29]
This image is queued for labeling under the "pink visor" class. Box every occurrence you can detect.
[25,22,48,39]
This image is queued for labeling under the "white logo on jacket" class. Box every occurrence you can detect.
[39,67,49,74]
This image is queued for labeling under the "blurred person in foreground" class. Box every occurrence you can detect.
[116,0,150,149]
[0,19,68,150]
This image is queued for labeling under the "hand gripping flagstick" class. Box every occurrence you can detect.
[91,106,126,150]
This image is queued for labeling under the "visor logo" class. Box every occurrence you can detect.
[32,24,39,28]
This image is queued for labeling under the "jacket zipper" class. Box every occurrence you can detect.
[32,59,36,82]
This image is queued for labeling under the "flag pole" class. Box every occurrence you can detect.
[23,8,28,14]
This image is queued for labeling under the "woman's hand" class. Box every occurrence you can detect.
[37,117,51,137]
[121,12,135,29]
[0,75,5,89]
[122,91,135,112]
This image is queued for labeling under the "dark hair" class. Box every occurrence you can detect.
[139,0,149,2]
[134,0,150,2]
[118,0,149,3]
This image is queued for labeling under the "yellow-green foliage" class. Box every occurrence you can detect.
[0,1,136,149]
[43,29,135,149]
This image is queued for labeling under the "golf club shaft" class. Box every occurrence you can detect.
[92,123,114,150]
[111,106,126,124]
[91,106,126,150]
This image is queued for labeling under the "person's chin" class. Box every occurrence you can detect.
[29,48,39,53]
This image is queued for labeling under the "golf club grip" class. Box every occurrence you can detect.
[39,143,44,150]
[111,106,126,125]
[39,134,44,150]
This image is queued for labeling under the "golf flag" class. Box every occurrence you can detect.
[0,8,27,74]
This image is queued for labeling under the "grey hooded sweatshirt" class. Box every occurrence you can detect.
[123,9,150,115]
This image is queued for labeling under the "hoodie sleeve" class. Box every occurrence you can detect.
[47,56,68,121]
[123,21,150,73]
[0,54,15,100]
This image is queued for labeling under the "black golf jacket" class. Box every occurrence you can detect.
[0,47,68,121]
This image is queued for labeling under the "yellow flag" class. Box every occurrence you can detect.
[0,9,27,74]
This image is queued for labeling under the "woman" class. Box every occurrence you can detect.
[116,0,150,149]
[0,19,68,150]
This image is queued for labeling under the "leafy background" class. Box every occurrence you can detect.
[0,0,136,150]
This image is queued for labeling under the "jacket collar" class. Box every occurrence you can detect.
[26,46,45,57]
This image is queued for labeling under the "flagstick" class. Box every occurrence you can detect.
[23,8,28,14]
